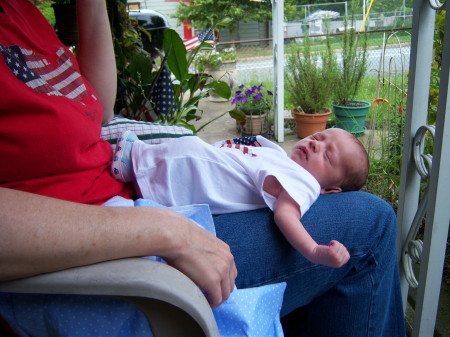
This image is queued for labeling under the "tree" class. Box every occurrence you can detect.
[174,0,296,41]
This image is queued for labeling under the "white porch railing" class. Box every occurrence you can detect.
[397,0,450,336]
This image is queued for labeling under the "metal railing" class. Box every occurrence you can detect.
[397,0,450,336]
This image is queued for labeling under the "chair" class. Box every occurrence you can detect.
[0,258,219,337]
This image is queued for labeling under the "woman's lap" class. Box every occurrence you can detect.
[214,191,406,337]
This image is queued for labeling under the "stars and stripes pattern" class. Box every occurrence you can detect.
[0,44,91,101]
[224,136,262,147]
[149,65,176,117]
[183,28,214,51]
[217,136,262,157]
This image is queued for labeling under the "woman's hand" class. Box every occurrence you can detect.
[0,188,237,308]
[163,222,237,308]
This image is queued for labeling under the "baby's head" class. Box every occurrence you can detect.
[290,128,369,193]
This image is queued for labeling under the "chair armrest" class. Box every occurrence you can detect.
[0,258,219,337]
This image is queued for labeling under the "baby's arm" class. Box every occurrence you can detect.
[273,190,350,268]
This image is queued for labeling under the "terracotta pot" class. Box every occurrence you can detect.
[243,113,267,136]
[292,108,331,138]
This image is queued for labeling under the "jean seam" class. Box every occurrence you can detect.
[237,264,323,289]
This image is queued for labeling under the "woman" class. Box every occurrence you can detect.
[0,0,405,335]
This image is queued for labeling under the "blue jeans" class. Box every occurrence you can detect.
[214,191,406,337]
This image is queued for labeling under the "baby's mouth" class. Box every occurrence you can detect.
[298,146,308,160]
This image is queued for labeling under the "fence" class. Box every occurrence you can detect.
[216,28,411,85]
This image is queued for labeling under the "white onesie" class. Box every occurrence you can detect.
[131,135,320,215]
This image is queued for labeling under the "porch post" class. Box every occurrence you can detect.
[398,0,450,335]
[397,0,435,308]
[411,1,450,334]
[272,0,285,142]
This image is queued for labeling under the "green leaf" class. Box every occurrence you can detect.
[216,17,234,28]
[128,52,154,85]
[163,29,188,82]
[205,80,231,99]
[228,109,246,122]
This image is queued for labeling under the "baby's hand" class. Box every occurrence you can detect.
[311,240,350,268]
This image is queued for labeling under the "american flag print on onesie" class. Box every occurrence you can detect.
[218,136,262,157]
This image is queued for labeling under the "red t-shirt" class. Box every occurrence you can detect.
[0,0,135,204]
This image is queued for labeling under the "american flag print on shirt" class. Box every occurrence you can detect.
[219,137,262,157]
[222,143,257,157]
[0,44,93,101]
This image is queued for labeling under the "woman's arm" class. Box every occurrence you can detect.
[274,190,350,268]
[76,0,116,124]
[0,187,236,308]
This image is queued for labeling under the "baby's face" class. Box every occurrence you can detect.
[290,128,358,192]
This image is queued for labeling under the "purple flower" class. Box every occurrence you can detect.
[238,84,244,89]
[229,76,237,89]
[267,90,273,96]
[245,89,253,96]
[253,93,263,101]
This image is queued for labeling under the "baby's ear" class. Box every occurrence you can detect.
[320,186,342,194]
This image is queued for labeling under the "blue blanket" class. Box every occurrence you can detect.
[0,199,285,337]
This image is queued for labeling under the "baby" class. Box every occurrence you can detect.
[111,128,368,268]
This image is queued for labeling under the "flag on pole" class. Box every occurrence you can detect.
[183,28,214,51]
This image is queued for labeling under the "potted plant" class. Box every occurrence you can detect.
[111,1,231,131]
[331,13,370,136]
[195,47,238,102]
[228,83,273,136]
[51,0,78,46]
[285,35,337,138]
[157,28,231,132]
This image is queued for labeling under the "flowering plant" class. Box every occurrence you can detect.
[231,83,273,111]
[195,48,237,71]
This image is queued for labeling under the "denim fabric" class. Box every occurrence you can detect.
[0,201,287,337]
[214,191,406,337]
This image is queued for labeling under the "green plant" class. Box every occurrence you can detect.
[34,0,56,26]
[51,0,75,4]
[113,1,156,121]
[227,82,273,123]
[332,13,369,106]
[231,83,273,110]
[195,48,237,72]
[112,1,231,132]
[429,10,445,125]
[157,28,231,132]
[285,35,338,114]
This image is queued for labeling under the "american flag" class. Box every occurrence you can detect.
[0,44,90,101]
[183,28,214,51]
[223,136,262,147]
[214,136,261,157]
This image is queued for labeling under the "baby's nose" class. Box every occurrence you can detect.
[310,139,319,152]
